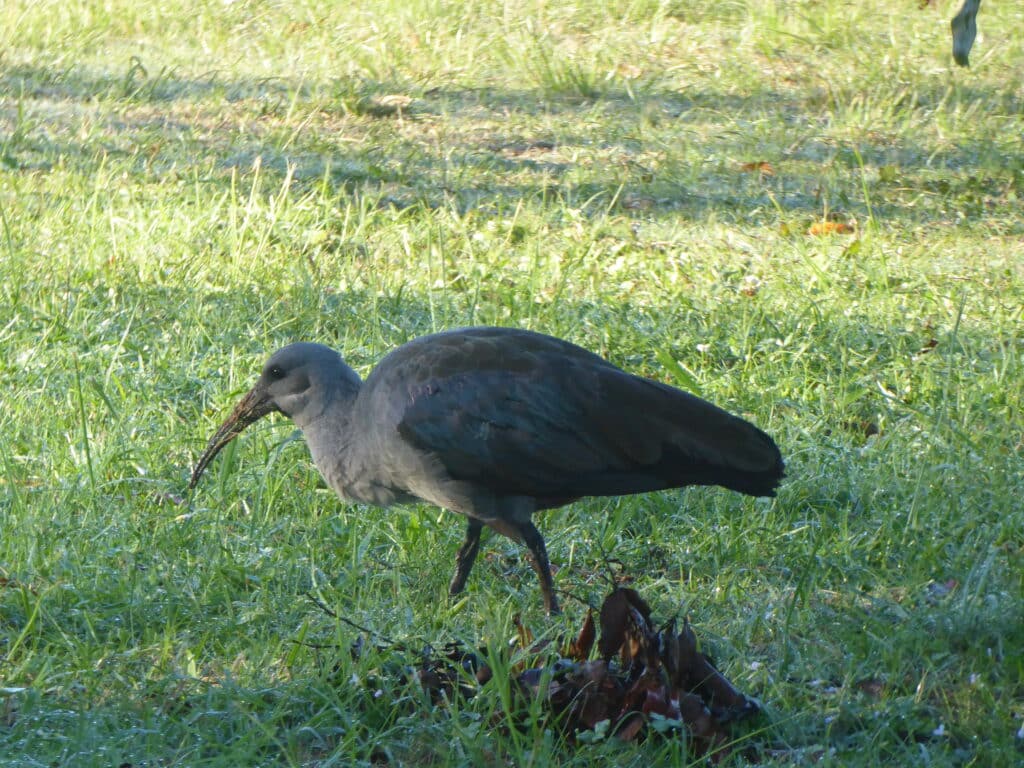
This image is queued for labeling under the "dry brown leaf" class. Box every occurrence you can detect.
[842,419,880,438]
[566,609,596,661]
[374,94,413,109]
[598,588,652,660]
[489,139,557,156]
[678,693,715,737]
[614,712,646,741]
[641,686,676,718]
[855,678,885,698]
[512,613,533,651]
[622,195,656,211]
[808,220,854,236]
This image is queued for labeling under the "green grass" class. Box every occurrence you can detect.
[1,0,1022,764]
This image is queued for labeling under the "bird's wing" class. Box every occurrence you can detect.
[397,363,615,496]
[381,330,782,503]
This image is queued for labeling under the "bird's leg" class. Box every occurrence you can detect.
[516,521,560,615]
[449,518,484,596]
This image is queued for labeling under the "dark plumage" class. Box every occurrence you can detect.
[950,0,980,67]
[190,327,784,613]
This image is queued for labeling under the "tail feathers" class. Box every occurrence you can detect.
[596,372,785,498]
[660,436,784,497]
[666,410,784,497]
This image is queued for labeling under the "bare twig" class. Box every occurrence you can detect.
[304,591,396,645]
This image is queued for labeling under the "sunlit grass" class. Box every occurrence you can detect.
[1,0,1022,765]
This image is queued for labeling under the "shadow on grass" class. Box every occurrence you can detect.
[2,62,1022,230]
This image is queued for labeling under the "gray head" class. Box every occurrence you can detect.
[189,342,361,488]
[256,342,361,422]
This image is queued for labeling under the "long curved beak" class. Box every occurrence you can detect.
[189,386,278,488]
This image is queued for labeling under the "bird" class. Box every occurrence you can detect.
[950,0,980,67]
[189,327,784,614]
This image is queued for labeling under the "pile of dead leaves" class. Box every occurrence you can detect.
[514,588,758,755]
[350,588,758,761]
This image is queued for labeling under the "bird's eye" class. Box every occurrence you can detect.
[268,365,285,380]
